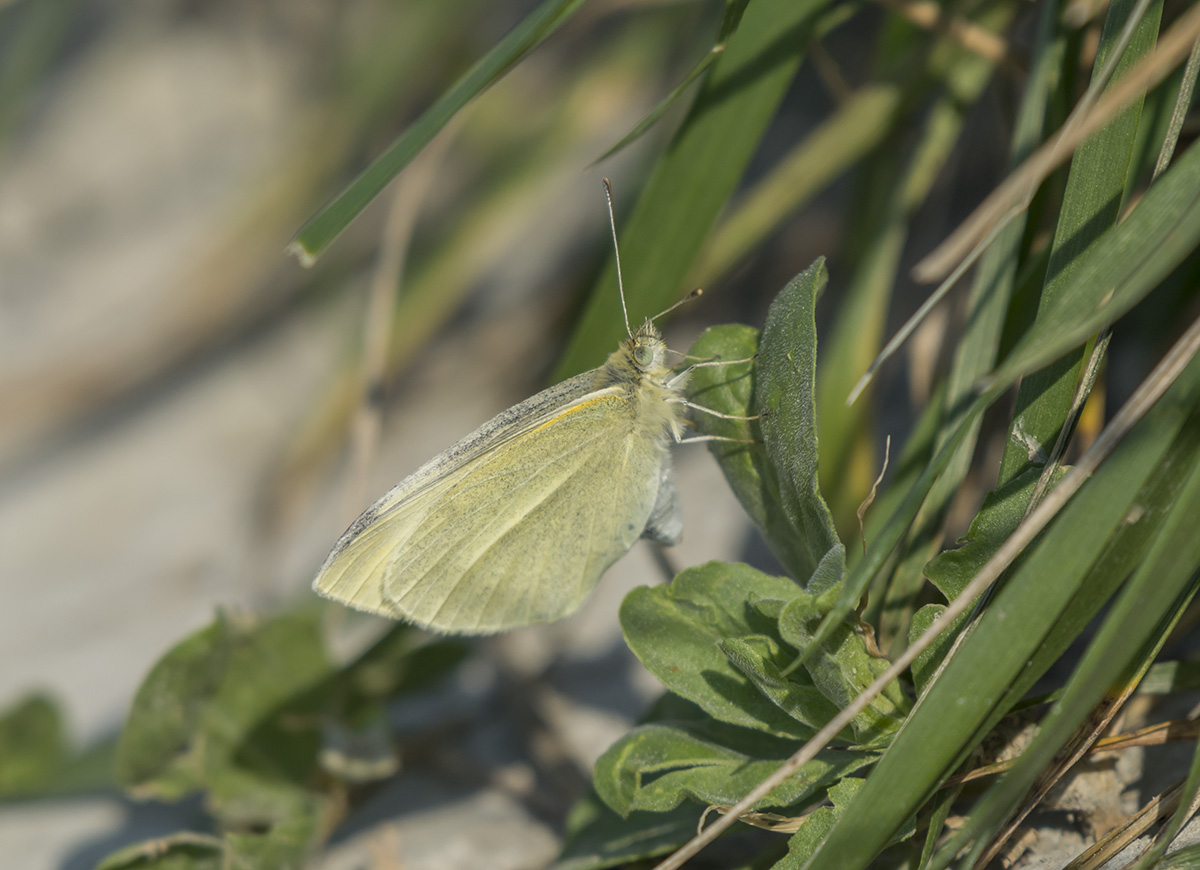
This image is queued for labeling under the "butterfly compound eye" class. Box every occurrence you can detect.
[633,344,653,367]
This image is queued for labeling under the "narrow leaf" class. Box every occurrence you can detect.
[592,45,723,165]
[688,324,826,579]
[997,0,1164,486]
[986,137,1200,390]
[290,0,588,263]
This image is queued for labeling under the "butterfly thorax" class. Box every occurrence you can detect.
[594,320,688,443]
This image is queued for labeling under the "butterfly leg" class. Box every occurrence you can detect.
[667,355,757,389]
[678,434,756,445]
[675,414,760,445]
[677,400,763,421]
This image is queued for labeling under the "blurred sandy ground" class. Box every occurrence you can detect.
[0,2,758,867]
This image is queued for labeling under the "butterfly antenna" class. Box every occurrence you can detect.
[603,178,632,338]
[651,288,703,322]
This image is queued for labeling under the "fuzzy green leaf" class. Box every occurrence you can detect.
[775,782,861,870]
[115,618,234,798]
[621,561,820,739]
[555,790,699,870]
[223,811,322,870]
[907,604,949,694]
[754,261,843,581]
[595,723,875,817]
[776,776,915,870]
[0,693,67,797]
[116,610,333,800]
[94,833,224,870]
[924,467,1066,602]
[688,324,823,578]
[776,574,908,745]
[717,634,844,738]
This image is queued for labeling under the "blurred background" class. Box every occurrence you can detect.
[1,0,1171,867]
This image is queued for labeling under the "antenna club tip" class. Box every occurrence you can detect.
[691,288,704,299]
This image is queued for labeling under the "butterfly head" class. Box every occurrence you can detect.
[629,320,667,372]
[598,320,673,391]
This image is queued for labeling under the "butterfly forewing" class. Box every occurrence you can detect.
[314,386,670,634]
[312,373,597,611]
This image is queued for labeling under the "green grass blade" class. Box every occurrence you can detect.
[805,124,1200,653]
[553,0,834,380]
[878,0,1067,645]
[803,131,1200,660]
[1152,38,1200,175]
[803,352,1200,870]
[997,0,1164,486]
[289,0,589,264]
[0,0,80,144]
[931,0,1065,485]
[818,28,1003,532]
[690,82,903,287]
[987,136,1200,389]
[935,395,1200,869]
[592,46,723,167]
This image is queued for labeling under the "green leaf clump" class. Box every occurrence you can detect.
[574,264,912,864]
[99,610,466,869]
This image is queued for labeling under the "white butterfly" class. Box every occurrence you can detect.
[313,182,746,633]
